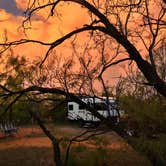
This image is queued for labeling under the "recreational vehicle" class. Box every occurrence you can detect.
[67,96,124,124]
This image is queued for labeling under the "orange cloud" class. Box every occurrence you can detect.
[0,1,125,89]
[0,9,24,41]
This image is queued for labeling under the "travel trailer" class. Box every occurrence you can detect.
[67,96,124,124]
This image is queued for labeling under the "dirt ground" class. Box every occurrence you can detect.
[0,127,51,149]
[0,124,152,166]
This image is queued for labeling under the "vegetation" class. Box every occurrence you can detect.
[118,96,166,166]
[120,96,166,135]
[0,0,165,166]
[127,135,166,166]
[0,126,151,166]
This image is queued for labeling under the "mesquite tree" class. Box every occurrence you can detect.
[0,0,166,166]
[0,0,165,96]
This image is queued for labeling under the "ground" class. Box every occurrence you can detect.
[0,124,152,166]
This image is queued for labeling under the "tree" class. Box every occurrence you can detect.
[0,0,165,96]
[0,51,114,166]
[120,41,166,100]
[0,0,166,165]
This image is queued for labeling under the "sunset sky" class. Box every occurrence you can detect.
[0,0,165,90]
[0,0,122,87]
[0,0,90,57]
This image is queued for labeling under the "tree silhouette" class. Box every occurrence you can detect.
[0,1,166,165]
[0,0,165,97]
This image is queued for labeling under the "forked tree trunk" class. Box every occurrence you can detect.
[53,139,62,166]
[28,110,62,166]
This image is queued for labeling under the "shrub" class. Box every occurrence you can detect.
[127,134,166,166]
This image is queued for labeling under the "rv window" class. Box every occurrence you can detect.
[68,104,73,110]
[95,103,107,110]
[79,105,85,110]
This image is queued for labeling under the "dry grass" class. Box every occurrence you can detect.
[0,125,152,166]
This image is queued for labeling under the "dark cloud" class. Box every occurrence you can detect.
[0,0,24,16]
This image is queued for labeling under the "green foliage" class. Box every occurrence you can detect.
[120,96,166,135]
[68,147,107,166]
[49,100,67,123]
[0,54,32,124]
[12,110,31,124]
[74,144,87,153]
[4,55,27,90]
[0,100,29,124]
[51,108,67,123]
[120,95,166,166]
[128,135,166,166]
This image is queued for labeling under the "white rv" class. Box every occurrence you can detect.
[67,96,124,123]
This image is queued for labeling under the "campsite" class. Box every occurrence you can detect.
[0,124,152,166]
[0,0,166,165]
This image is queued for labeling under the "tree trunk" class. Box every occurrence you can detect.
[53,139,62,166]
[136,58,166,97]
[105,28,166,98]
[27,110,62,166]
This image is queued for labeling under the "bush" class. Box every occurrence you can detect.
[127,135,166,166]
[67,146,107,166]
[120,95,166,166]
[120,96,166,136]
